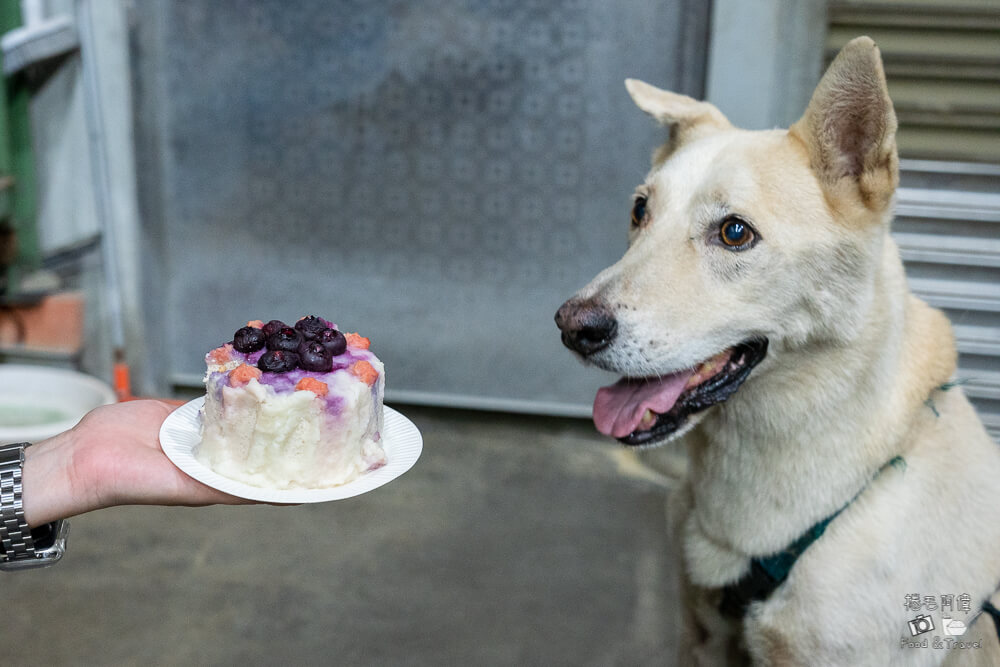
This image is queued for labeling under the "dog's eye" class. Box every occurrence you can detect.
[631,197,647,227]
[720,217,755,249]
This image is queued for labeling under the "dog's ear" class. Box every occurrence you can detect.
[626,79,731,162]
[790,36,898,209]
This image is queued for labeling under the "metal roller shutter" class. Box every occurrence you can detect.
[828,1,1000,440]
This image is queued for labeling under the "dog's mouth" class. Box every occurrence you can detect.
[593,338,768,446]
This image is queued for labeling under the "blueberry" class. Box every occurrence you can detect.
[257,350,299,373]
[298,341,333,372]
[317,328,347,356]
[262,319,287,337]
[294,315,328,341]
[232,326,266,353]
[267,326,302,352]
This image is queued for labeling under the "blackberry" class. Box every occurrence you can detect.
[258,350,299,373]
[232,326,266,353]
[267,326,302,352]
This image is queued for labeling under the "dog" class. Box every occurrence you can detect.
[555,37,1000,666]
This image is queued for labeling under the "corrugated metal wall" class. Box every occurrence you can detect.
[829,1,1000,440]
[828,0,1000,163]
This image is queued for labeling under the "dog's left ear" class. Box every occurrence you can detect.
[790,36,898,209]
[626,79,731,162]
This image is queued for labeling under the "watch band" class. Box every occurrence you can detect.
[0,442,35,560]
[0,442,68,569]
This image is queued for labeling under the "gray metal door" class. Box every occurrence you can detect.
[132,0,710,415]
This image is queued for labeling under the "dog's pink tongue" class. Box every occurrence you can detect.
[593,370,695,438]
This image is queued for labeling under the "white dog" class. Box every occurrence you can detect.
[556,37,1000,666]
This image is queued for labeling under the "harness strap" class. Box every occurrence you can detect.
[718,456,904,618]
[983,600,1000,642]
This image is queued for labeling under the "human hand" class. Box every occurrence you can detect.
[21,400,251,526]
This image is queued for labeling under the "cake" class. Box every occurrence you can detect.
[196,316,387,489]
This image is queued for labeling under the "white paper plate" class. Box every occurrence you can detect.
[159,396,422,503]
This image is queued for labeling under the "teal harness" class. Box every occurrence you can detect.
[719,456,905,618]
[717,452,1000,644]
[717,380,1000,642]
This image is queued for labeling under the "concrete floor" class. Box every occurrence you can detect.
[6,405,682,666]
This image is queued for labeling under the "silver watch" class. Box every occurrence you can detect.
[0,442,69,570]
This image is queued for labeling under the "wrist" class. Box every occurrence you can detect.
[21,430,95,526]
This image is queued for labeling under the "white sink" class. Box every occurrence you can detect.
[0,364,116,444]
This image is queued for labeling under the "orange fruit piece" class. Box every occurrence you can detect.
[344,332,371,349]
[295,377,329,396]
[229,363,262,385]
[246,319,264,329]
[350,361,379,386]
[207,344,233,364]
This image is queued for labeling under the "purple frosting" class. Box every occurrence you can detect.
[208,324,378,415]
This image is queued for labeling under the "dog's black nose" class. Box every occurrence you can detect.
[555,299,617,356]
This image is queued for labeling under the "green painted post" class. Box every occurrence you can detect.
[0,0,39,289]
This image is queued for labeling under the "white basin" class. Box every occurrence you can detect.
[0,364,116,444]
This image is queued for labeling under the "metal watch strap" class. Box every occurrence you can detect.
[0,442,35,561]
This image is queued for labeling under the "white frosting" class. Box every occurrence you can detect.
[196,362,386,489]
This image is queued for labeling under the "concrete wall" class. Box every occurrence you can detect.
[28,0,145,389]
[705,0,828,129]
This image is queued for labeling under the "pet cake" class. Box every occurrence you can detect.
[197,316,386,489]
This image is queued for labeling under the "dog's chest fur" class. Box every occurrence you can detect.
[675,380,1000,666]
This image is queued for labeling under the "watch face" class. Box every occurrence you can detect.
[0,520,68,571]
[27,522,57,550]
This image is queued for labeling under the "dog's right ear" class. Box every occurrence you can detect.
[626,79,731,163]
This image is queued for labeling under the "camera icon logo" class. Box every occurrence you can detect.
[908,614,935,637]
